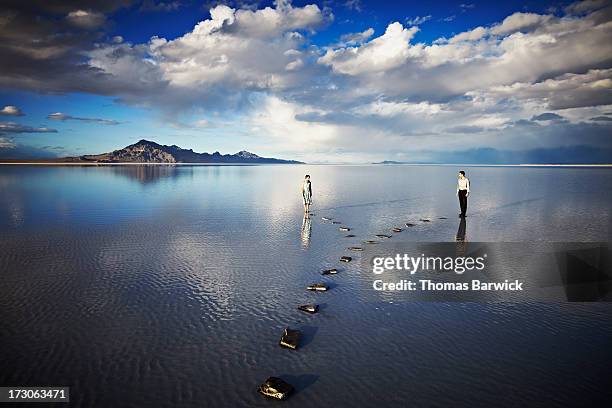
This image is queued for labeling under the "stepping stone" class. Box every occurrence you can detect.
[332,221,341,224]
[391,227,402,233]
[258,377,294,400]
[339,226,351,232]
[345,234,356,238]
[279,327,300,350]
[340,256,352,263]
[348,247,363,251]
[298,304,319,314]
[322,268,338,275]
[307,283,329,291]
[375,234,392,239]
[405,223,416,227]
[363,240,379,244]
[322,217,333,221]
[420,219,431,222]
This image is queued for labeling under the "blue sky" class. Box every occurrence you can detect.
[0,0,611,163]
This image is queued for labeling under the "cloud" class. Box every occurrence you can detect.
[344,0,362,12]
[483,69,612,110]
[0,137,15,148]
[318,22,419,75]
[0,106,24,116]
[336,28,375,46]
[590,115,612,121]
[406,15,431,26]
[532,112,564,121]
[0,138,58,159]
[140,1,184,12]
[490,13,552,36]
[66,10,106,29]
[80,1,332,114]
[445,125,485,133]
[0,0,611,162]
[448,26,487,43]
[47,112,121,125]
[565,0,609,15]
[0,122,57,134]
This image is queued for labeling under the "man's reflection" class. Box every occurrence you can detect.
[301,213,312,248]
[455,216,467,255]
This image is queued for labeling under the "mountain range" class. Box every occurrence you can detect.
[36,140,302,164]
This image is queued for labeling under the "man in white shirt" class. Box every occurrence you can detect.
[457,171,470,217]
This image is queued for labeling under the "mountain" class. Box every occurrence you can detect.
[60,140,303,164]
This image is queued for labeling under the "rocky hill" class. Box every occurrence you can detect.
[66,140,302,164]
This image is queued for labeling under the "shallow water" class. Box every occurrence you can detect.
[1,165,611,407]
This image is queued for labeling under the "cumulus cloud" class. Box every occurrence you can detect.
[66,10,106,29]
[81,1,332,114]
[0,105,24,116]
[483,69,612,110]
[318,23,419,75]
[0,122,57,134]
[47,112,121,125]
[489,12,552,36]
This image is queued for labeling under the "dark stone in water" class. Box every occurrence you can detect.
[258,377,294,400]
[307,283,329,291]
[438,217,447,219]
[340,256,352,262]
[405,223,416,227]
[321,217,332,221]
[375,234,392,239]
[364,240,379,244]
[322,268,338,275]
[391,228,402,233]
[345,234,356,238]
[348,247,363,251]
[339,226,351,231]
[332,221,341,224]
[279,328,300,350]
[298,304,319,314]
[420,219,431,222]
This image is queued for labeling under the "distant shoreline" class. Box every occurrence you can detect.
[1,162,611,168]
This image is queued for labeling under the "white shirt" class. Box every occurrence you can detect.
[457,177,470,193]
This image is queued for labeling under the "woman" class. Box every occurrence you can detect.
[457,170,470,217]
[301,175,312,213]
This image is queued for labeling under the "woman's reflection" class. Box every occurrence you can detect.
[301,213,312,248]
[455,216,467,255]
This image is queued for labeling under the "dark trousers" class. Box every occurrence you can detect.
[458,190,468,215]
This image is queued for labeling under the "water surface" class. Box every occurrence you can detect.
[1,165,611,407]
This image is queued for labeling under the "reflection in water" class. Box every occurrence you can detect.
[456,216,467,255]
[1,165,612,407]
[301,214,312,248]
[110,165,182,184]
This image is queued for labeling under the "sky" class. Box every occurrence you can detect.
[0,0,611,163]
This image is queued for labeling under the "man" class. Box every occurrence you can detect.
[457,171,470,217]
